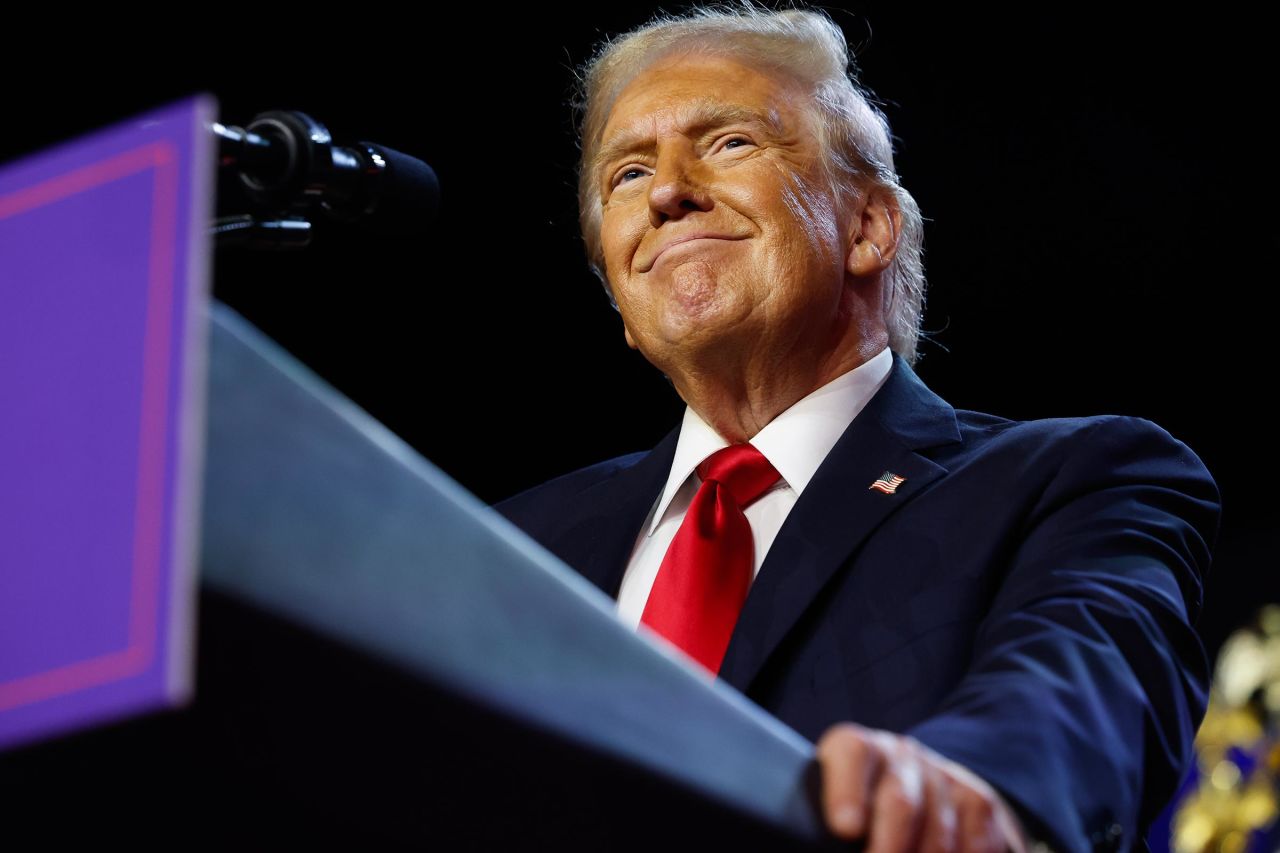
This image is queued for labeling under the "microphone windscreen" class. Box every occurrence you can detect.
[361,143,441,235]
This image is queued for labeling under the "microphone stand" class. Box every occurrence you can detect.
[210,111,397,250]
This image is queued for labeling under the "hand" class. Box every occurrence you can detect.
[815,722,1031,853]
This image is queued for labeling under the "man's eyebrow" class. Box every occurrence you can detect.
[593,99,785,178]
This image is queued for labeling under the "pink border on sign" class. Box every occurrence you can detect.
[0,142,179,712]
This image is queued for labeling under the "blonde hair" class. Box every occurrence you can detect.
[572,3,928,364]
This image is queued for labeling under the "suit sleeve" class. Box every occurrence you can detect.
[905,415,1221,853]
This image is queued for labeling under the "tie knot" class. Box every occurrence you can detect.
[696,444,781,508]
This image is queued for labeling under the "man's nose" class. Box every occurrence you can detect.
[647,145,713,226]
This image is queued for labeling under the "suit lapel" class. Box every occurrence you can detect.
[555,425,680,599]
[718,355,963,694]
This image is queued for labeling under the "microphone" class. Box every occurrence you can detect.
[213,110,440,236]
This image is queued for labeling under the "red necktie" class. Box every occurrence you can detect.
[640,443,781,674]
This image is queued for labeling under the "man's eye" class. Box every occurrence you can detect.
[614,167,646,187]
[720,137,752,151]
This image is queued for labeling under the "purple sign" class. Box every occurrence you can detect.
[0,95,215,750]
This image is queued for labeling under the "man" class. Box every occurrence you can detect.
[496,7,1220,852]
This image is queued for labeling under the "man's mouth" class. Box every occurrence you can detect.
[641,234,746,273]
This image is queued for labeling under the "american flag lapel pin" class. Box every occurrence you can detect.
[869,471,906,495]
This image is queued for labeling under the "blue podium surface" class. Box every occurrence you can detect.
[199,301,832,846]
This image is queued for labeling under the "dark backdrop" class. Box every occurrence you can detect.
[3,6,1265,662]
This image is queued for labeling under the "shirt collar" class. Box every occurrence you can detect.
[645,346,894,536]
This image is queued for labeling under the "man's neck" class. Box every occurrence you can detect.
[671,335,889,443]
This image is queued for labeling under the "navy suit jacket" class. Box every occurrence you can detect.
[495,354,1220,853]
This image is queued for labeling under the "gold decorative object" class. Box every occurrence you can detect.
[1173,606,1280,853]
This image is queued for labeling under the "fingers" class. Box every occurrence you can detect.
[952,782,1005,853]
[864,737,925,853]
[917,759,957,853]
[816,724,1020,853]
[816,722,885,839]
[817,724,928,852]
[933,753,1030,853]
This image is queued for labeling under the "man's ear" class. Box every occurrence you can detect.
[846,186,902,277]
[624,324,639,350]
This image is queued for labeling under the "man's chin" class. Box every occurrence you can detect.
[641,321,754,373]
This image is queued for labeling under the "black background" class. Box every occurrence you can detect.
[3,6,1266,663]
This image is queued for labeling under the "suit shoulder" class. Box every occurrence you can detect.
[1021,414,1220,511]
[944,411,1219,513]
[945,408,1108,457]
[953,408,1145,436]
[954,409,1207,462]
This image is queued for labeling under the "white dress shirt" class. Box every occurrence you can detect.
[616,346,894,628]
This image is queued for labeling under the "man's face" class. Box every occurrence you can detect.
[596,52,854,376]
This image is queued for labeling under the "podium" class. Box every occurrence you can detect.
[1,302,839,849]
[0,95,839,847]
